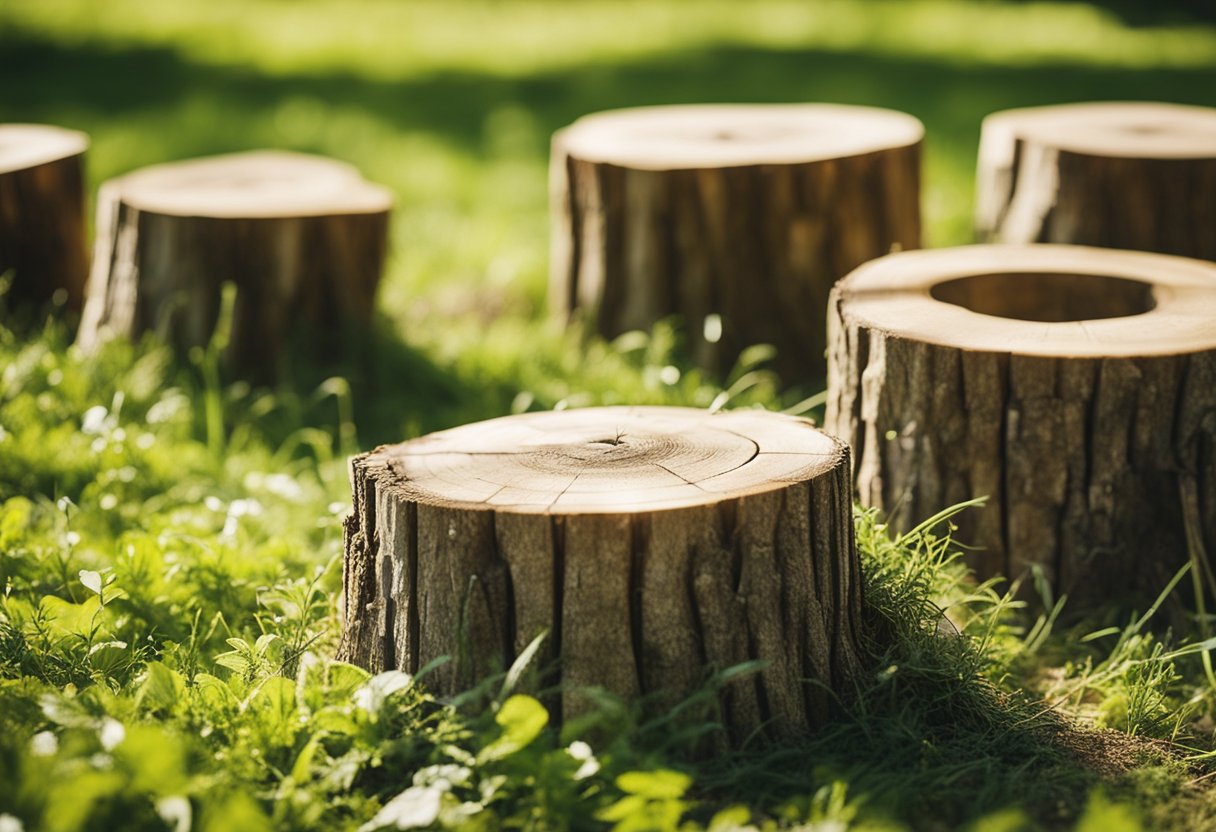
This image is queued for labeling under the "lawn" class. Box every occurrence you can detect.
[2,1,1216,829]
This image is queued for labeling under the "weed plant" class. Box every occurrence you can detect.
[3,312,1216,831]
[2,1,1216,828]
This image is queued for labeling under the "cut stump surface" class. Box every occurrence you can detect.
[0,124,89,312]
[976,101,1216,260]
[826,244,1216,607]
[340,406,865,741]
[77,150,392,375]
[550,104,922,381]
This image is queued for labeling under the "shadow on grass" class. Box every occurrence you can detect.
[4,28,1215,445]
[2,28,1215,174]
[270,314,521,450]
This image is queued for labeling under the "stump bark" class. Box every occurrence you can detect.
[976,102,1216,261]
[339,406,864,740]
[550,104,923,381]
[825,244,1216,608]
[0,124,89,312]
[77,150,392,374]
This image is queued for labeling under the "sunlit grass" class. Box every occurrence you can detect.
[6,0,1215,78]
[2,1,1216,827]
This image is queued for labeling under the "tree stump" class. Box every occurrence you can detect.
[550,104,923,381]
[825,244,1216,608]
[77,150,392,374]
[975,102,1216,261]
[0,124,89,312]
[339,406,864,740]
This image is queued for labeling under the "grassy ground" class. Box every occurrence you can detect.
[2,1,1216,829]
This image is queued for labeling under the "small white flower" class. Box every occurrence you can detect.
[567,740,600,780]
[99,494,118,511]
[229,499,262,518]
[261,473,304,502]
[0,813,25,832]
[29,731,58,757]
[99,717,125,751]
[81,405,109,435]
[155,796,192,832]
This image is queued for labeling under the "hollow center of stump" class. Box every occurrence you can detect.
[929,272,1157,323]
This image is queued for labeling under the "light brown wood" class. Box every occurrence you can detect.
[339,405,864,741]
[77,150,392,375]
[0,124,89,312]
[826,244,1216,607]
[550,104,923,381]
[976,102,1216,260]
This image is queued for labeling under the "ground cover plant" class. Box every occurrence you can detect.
[2,1,1216,829]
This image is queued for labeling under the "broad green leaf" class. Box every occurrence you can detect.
[1076,793,1142,832]
[290,735,321,783]
[352,670,414,716]
[247,675,296,728]
[137,661,183,712]
[199,791,272,832]
[0,496,32,547]
[40,594,102,637]
[192,673,240,711]
[478,694,548,763]
[708,805,752,830]
[116,724,188,795]
[616,769,692,800]
[595,794,648,823]
[87,640,129,675]
[215,651,251,675]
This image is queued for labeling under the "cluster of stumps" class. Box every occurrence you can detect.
[3,100,1214,742]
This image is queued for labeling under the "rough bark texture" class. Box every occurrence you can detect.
[826,245,1216,609]
[338,406,866,741]
[77,150,391,376]
[976,102,1216,261]
[550,105,922,382]
[0,125,89,312]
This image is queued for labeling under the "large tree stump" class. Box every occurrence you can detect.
[825,244,1216,608]
[339,406,864,740]
[976,102,1216,260]
[550,104,923,381]
[0,124,89,312]
[77,150,392,374]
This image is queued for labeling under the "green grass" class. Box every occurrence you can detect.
[2,1,1216,829]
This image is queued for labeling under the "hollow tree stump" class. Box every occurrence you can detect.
[976,102,1216,260]
[77,150,392,374]
[825,245,1216,608]
[0,124,89,312]
[339,406,864,739]
[550,104,923,381]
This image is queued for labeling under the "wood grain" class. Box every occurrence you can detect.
[340,406,864,740]
[826,244,1216,607]
[550,104,923,382]
[77,150,392,377]
[976,102,1216,261]
[0,124,89,312]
